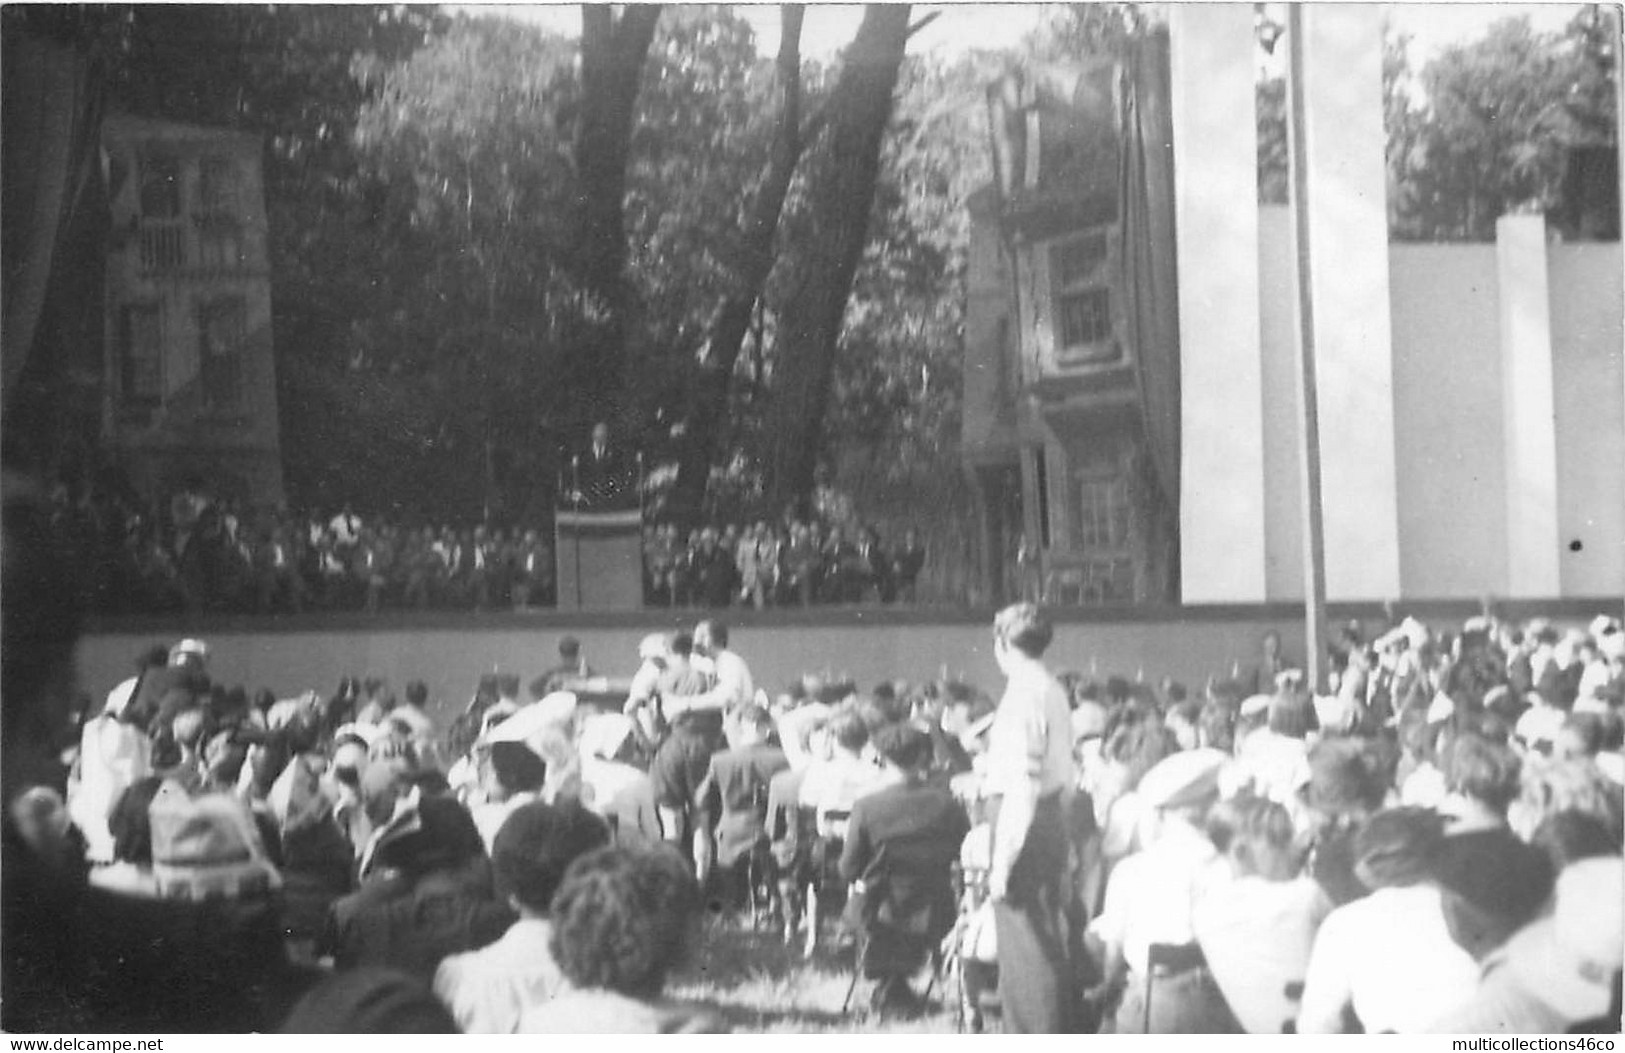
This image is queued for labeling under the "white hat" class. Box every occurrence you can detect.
[1239,693,1273,719]
[1138,748,1227,811]
[104,676,138,718]
[169,638,209,663]
[965,709,998,742]
[1071,700,1108,743]
[1516,703,1566,747]
[1587,614,1621,640]
[486,692,578,746]
[637,633,669,661]
[578,712,637,761]
[1506,857,1623,1022]
[334,721,383,747]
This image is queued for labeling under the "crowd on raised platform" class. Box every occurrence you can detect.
[5,476,1623,1034]
[47,480,924,615]
[643,518,926,608]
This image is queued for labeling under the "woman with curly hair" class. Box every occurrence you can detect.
[517,844,723,1033]
[1194,793,1332,1033]
[1296,808,1480,1033]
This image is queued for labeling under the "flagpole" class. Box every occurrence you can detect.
[572,455,583,609]
[1286,3,1329,693]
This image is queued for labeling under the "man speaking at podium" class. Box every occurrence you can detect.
[567,421,639,512]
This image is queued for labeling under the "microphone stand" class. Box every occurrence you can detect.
[637,451,647,610]
[572,455,583,609]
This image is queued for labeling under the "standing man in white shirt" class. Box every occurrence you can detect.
[984,603,1081,1032]
[666,619,755,726]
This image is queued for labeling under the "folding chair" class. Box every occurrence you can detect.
[841,886,951,1020]
[743,784,778,931]
[840,920,869,1014]
[946,861,1001,1032]
[1282,980,1304,1033]
[804,807,850,958]
[1142,941,1208,1034]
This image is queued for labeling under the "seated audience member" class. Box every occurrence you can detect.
[281,968,458,1034]
[1193,794,1333,1034]
[517,845,724,1033]
[1094,709,1179,864]
[69,691,155,864]
[393,679,439,763]
[775,698,833,773]
[1301,737,1389,907]
[1510,750,1625,848]
[766,705,831,943]
[1163,698,1202,752]
[922,687,989,778]
[1397,709,1447,808]
[325,792,514,979]
[471,740,548,854]
[696,704,789,903]
[480,692,582,805]
[326,731,373,854]
[268,711,356,946]
[800,709,886,839]
[1431,856,1623,1033]
[1231,692,1315,810]
[1530,810,1623,873]
[435,800,611,1033]
[3,476,313,1033]
[1555,712,1607,762]
[1090,749,1238,1033]
[92,776,167,897]
[1196,700,1236,756]
[577,713,661,845]
[837,723,970,1016]
[9,785,82,877]
[1433,733,1555,960]
[1296,808,1481,1034]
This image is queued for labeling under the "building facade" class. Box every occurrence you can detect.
[963,58,1178,608]
[962,5,1624,607]
[100,114,284,505]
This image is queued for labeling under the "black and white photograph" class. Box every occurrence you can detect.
[2,0,1622,1036]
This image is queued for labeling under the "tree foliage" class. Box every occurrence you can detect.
[1255,10,1617,239]
[1390,15,1606,240]
[760,5,913,513]
[99,2,1620,543]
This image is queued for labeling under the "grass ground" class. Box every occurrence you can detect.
[669,915,959,1034]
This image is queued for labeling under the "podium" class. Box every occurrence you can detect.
[555,509,644,610]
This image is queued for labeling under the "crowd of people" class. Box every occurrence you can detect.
[642,519,926,608]
[4,477,1622,1034]
[45,480,925,615]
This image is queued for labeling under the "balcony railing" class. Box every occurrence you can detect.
[135,218,260,276]
[138,221,186,273]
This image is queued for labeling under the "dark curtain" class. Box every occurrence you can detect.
[1,11,109,424]
[1116,27,1181,599]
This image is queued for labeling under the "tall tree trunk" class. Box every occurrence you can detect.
[764,5,911,516]
[669,4,807,526]
[570,4,661,427]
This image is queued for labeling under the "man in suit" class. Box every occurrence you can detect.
[839,722,970,1016]
[569,422,638,512]
[696,705,788,908]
